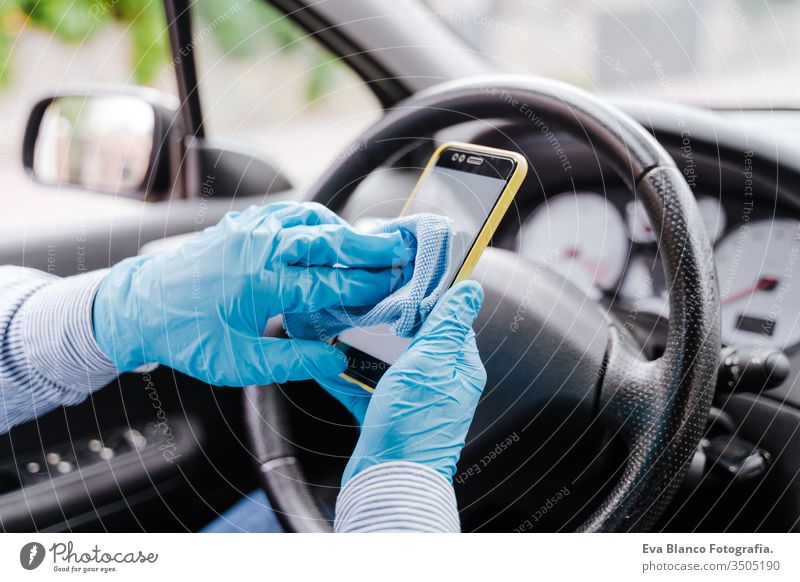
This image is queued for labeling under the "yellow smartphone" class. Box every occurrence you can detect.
[334,142,528,391]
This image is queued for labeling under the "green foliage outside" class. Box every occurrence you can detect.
[0,0,337,102]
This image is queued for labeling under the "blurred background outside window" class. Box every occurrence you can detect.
[430,0,799,107]
[1,0,797,226]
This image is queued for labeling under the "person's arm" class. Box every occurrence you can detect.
[319,282,486,533]
[0,266,118,433]
[335,461,461,532]
[1,202,412,435]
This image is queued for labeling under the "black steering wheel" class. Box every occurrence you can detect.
[244,75,720,532]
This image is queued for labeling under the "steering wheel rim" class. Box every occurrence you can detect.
[244,74,720,533]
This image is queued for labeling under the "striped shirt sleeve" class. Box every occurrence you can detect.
[0,266,118,433]
[334,461,461,532]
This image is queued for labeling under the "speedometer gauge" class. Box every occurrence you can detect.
[518,192,628,293]
[626,196,726,244]
[696,196,726,243]
[716,219,800,350]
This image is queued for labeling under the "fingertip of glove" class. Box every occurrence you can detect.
[331,346,349,373]
[399,227,417,258]
[446,280,484,316]
[395,260,415,290]
[272,339,348,382]
[384,227,417,266]
[309,342,349,376]
[466,280,485,311]
[418,281,483,339]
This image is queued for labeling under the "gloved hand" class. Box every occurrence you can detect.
[337,280,487,485]
[92,202,415,387]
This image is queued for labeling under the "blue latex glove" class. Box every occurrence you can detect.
[93,202,415,387]
[335,280,487,485]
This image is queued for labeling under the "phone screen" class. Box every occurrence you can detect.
[336,145,519,388]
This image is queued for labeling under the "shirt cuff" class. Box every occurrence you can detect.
[334,461,460,533]
[17,269,119,399]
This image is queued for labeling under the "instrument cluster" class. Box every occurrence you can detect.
[517,191,800,351]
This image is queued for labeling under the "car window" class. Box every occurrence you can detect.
[0,1,176,232]
[191,0,382,185]
[428,0,800,108]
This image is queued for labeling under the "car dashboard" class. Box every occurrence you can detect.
[514,185,800,356]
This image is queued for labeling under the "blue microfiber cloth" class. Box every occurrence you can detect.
[283,213,453,340]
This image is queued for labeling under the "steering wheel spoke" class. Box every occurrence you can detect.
[467,248,608,441]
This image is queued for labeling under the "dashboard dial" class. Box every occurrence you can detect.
[519,192,628,294]
[716,219,800,350]
[626,196,726,244]
[626,200,657,244]
[696,196,726,242]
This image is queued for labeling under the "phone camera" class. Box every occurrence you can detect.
[451,153,459,161]
[458,154,466,162]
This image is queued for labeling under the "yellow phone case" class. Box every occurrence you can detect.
[340,142,528,392]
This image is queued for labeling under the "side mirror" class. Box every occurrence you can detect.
[22,87,293,202]
[22,90,179,200]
